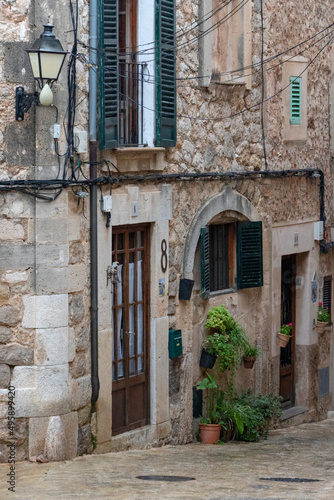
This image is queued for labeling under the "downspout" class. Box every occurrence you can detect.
[89,0,99,404]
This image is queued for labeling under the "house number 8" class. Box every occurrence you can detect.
[161,239,167,273]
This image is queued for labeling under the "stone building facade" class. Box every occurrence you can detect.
[0,0,334,461]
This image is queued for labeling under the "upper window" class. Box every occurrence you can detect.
[290,77,302,125]
[201,220,263,297]
[99,0,176,149]
[199,0,252,88]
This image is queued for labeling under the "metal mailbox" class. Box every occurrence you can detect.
[168,329,183,358]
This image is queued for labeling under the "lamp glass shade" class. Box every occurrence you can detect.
[26,24,67,83]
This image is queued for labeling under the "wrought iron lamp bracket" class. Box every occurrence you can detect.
[16,86,40,121]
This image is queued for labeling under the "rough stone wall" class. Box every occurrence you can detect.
[0,0,92,462]
[167,0,334,443]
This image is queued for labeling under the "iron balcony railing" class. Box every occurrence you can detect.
[118,61,146,146]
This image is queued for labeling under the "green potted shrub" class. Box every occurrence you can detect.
[316,302,330,333]
[242,343,260,369]
[201,305,249,394]
[277,323,292,348]
[196,372,223,444]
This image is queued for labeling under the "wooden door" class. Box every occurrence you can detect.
[111,225,150,435]
[280,255,296,408]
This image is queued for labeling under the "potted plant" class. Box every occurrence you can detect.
[196,372,223,444]
[277,323,292,348]
[242,344,260,369]
[316,302,330,333]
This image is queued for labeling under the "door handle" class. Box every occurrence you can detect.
[126,331,136,336]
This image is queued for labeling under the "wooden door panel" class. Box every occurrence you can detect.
[112,225,150,435]
[279,255,296,407]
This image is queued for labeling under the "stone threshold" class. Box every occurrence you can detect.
[280,406,309,421]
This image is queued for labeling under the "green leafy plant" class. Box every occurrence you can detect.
[203,306,249,373]
[317,302,330,322]
[196,372,223,425]
[243,343,260,358]
[280,323,292,336]
[235,391,282,441]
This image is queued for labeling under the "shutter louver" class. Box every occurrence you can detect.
[323,276,332,320]
[99,0,118,149]
[200,227,210,298]
[155,0,177,147]
[237,221,263,289]
[290,77,302,125]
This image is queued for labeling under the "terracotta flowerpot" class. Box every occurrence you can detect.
[243,356,256,369]
[277,333,291,348]
[316,321,329,334]
[199,423,221,444]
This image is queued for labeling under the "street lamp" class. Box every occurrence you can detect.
[16,23,67,121]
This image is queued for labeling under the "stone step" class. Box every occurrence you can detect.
[279,406,315,428]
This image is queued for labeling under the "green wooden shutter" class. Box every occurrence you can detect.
[290,77,302,125]
[237,221,263,289]
[99,0,118,149]
[200,227,210,298]
[155,0,177,147]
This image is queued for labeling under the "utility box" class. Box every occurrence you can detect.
[169,329,183,358]
[314,221,324,240]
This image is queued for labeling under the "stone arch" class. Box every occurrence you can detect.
[182,185,260,278]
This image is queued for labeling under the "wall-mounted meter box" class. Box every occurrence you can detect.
[168,329,183,358]
[314,221,324,241]
[102,195,112,213]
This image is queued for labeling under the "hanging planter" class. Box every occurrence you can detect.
[199,423,221,444]
[316,321,329,334]
[199,349,216,369]
[243,355,256,369]
[277,333,291,348]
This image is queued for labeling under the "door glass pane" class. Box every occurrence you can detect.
[117,361,124,378]
[129,305,135,356]
[129,261,135,303]
[129,231,135,249]
[138,355,143,373]
[117,233,125,250]
[129,358,136,376]
[137,256,143,301]
[137,230,143,247]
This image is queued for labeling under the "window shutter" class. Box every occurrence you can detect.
[99,0,119,149]
[155,0,177,147]
[237,221,263,289]
[200,227,210,298]
[323,276,332,320]
[290,77,302,125]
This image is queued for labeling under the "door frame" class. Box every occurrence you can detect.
[111,223,151,435]
[279,254,296,408]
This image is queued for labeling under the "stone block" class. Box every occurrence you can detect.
[44,416,67,461]
[68,264,87,292]
[36,218,69,244]
[71,375,91,410]
[4,119,35,167]
[69,294,85,326]
[77,424,92,455]
[0,306,21,327]
[29,411,78,460]
[3,271,28,284]
[14,365,70,418]
[75,324,90,352]
[68,217,81,241]
[0,418,27,445]
[69,242,85,264]
[0,327,11,344]
[11,366,37,389]
[22,294,68,329]
[70,351,90,379]
[35,267,69,295]
[34,327,69,366]
[68,328,76,362]
[4,42,34,83]
[0,244,35,270]
[0,364,10,388]
[36,244,69,268]
[0,343,33,366]
[0,220,24,241]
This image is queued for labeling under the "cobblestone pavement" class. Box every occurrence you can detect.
[1,421,334,499]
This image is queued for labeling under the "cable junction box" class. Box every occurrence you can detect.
[102,195,112,213]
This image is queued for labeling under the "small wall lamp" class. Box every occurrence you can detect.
[16,23,67,121]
